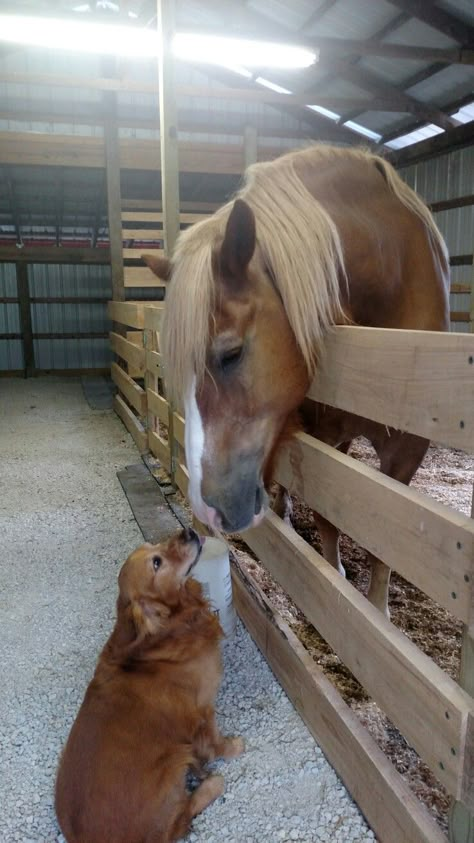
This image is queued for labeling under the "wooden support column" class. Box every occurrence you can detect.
[103,63,124,303]
[16,262,34,377]
[156,0,179,482]
[157,0,180,257]
[244,124,258,169]
[449,489,474,842]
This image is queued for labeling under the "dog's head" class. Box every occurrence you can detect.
[117,528,204,646]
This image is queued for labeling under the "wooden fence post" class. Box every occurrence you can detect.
[103,58,124,305]
[449,488,474,843]
[156,0,179,484]
[16,261,34,377]
[244,124,258,169]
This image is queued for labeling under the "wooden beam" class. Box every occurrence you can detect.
[113,394,147,453]
[111,362,146,416]
[148,429,171,471]
[16,262,33,377]
[103,67,124,303]
[244,511,474,805]
[432,195,474,213]
[147,388,170,426]
[122,211,211,224]
[123,266,166,288]
[0,132,248,173]
[309,326,474,452]
[232,558,447,843]
[109,331,145,371]
[107,300,160,329]
[0,246,110,264]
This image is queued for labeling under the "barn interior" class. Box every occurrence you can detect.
[0,2,473,843]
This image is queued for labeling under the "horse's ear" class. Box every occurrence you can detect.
[141,254,172,281]
[220,199,256,280]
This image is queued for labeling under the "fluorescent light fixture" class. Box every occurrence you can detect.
[0,14,158,57]
[385,123,444,150]
[223,64,253,79]
[343,120,382,141]
[173,33,316,69]
[307,104,340,121]
[0,15,317,68]
[255,77,292,94]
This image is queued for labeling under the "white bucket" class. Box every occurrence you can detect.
[193,537,237,637]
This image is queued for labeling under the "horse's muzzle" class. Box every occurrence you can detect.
[202,476,268,533]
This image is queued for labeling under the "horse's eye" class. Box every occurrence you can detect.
[220,346,243,371]
[152,556,162,571]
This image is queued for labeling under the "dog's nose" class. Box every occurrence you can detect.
[180,527,198,543]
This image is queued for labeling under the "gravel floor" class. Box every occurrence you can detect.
[0,377,375,843]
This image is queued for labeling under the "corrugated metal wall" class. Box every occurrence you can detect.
[0,263,112,372]
[399,146,474,334]
[0,263,22,371]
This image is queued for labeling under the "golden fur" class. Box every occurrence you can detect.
[55,530,244,843]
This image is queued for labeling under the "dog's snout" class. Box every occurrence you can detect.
[180,527,198,543]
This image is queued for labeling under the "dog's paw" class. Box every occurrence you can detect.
[223,736,245,758]
[190,774,224,818]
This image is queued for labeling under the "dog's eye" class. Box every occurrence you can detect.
[152,556,162,571]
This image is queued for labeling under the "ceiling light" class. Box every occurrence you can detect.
[255,77,292,94]
[0,16,318,68]
[173,33,316,69]
[0,14,157,57]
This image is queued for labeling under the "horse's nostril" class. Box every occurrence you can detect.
[255,485,263,515]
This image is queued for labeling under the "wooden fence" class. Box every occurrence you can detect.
[107,208,210,450]
[138,309,474,843]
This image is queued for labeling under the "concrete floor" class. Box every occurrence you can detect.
[0,378,375,843]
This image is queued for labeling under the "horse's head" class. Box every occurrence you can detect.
[158,199,311,532]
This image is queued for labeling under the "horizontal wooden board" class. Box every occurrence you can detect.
[147,388,169,426]
[309,326,474,452]
[148,430,171,472]
[244,511,474,806]
[144,306,164,331]
[122,229,163,241]
[107,301,149,329]
[451,284,471,294]
[111,363,146,416]
[175,462,189,498]
[173,412,185,447]
[451,312,470,322]
[276,433,474,622]
[145,349,163,376]
[124,267,166,288]
[122,212,211,225]
[123,248,164,260]
[232,560,447,843]
[110,332,145,371]
[113,394,147,453]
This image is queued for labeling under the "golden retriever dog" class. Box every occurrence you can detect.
[55,528,244,843]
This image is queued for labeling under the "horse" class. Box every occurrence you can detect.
[145,144,450,617]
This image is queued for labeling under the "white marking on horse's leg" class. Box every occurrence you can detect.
[184,377,219,528]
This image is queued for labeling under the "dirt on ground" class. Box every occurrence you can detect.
[159,440,473,834]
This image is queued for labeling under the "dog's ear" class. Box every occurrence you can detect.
[130,598,170,641]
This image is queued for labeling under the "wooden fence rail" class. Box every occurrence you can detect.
[137,313,474,843]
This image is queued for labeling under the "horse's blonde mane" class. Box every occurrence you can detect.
[162,143,446,399]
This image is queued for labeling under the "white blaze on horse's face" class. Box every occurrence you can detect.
[184,377,220,530]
